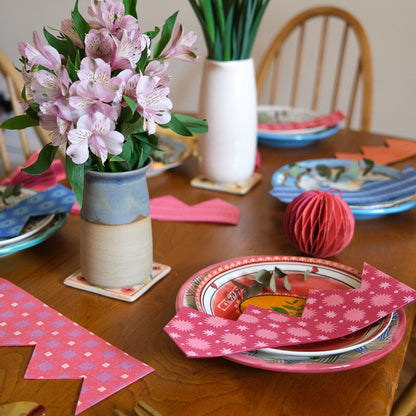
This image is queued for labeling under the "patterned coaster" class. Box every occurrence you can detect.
[64,262,171,302]
[191,172,262,195]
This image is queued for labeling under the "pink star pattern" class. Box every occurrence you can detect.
[164,263,416,358]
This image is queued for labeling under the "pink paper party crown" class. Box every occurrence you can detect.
[0,279,153,414]
[164,263,416,358]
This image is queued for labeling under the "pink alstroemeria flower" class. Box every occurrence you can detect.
[85,28,115,62]
[144,60,170,86]
[61,19,84,49]
[67,112,124,164]
[69,57,122,120]
[30,67,71,104]
[125,74,172,134]
[18,32,63,72]
[87,0,137,34]
[111,29,149,70]
[159,24,198,63]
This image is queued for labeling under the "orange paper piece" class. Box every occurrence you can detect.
[335,138,416,165]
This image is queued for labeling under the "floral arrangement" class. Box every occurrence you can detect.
[2,0,208,205]
[188,0,270,61]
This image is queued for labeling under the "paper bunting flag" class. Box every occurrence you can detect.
[149,196,240,224]
[164,263,416,358]
[335,138,416,165]
[0,279,153,414]
[0,185,75,238]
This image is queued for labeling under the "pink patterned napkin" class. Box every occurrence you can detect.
[1,150,66,191]
[258,111,345,132]
[335,138,416,165]
[0,278,153,414]
[149,196,240,224]
[164,263,416,358]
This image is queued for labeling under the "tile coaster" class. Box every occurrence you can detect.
[64,262,171,302]
[190,172,262,195]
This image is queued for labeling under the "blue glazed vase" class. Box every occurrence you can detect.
[79,159,153,288]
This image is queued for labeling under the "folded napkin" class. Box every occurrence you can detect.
[0,185,75,238]
[150,196,240,224]
[270,166,416,206]
[335,138,416,165]
[164,263,416,358]
[1,150,66,191]
[258,111,345,131]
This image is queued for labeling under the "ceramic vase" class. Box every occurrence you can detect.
[197,58,257,183]
[79,159,153,288]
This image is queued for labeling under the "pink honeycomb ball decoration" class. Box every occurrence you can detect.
[283,190,355,258]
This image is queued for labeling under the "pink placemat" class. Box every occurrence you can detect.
[0,278,153,414]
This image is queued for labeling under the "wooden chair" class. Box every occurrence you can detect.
[256,6,373,132]
[0,48,51,176]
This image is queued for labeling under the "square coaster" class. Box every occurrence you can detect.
[190,172,262,195]
[63,262,171,302]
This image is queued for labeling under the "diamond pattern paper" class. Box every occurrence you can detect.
[0,279,153,414]
[164,263,416,358]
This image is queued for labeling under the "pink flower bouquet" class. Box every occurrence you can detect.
[2,0,207,205]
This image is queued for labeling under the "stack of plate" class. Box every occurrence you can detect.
[176,256,405,373]
[257,105,340,148]
[147,135,193,178]
[270,158,416,219]
[0,186,67,256]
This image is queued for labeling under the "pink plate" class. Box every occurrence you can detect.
[176,255,406,373]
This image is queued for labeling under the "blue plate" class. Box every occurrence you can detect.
[258,125,339,148]
[270,159,416,219]
[0,214,67,256]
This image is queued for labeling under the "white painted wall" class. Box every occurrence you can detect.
[1,0,415,139]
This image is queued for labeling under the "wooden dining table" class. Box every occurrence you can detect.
[1,128,415,416]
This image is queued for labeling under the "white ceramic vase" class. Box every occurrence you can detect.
[197,58,258,183]
[79,159,153,288]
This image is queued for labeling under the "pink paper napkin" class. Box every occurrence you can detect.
[258,111,345,131]
[335,138,416,165]
[0,278,153,414]
[164,263,416,358]
[149,196,240,224]
[1,150,66,191]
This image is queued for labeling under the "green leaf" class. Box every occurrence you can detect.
[255,269,273,286]
[304,269,311,281]
[1,114,39,130]
[283,275,291,291]
[71,0,90,43]
[153,11,178,58]
[43,28,70,56]
[271,307,290,315]
[123,95,139,117]
[174,114,209,134]
[274,266,287,279]
[316,164,331,179]
[363,158,375,176]
[120,116,145,137]
[21,144,58,174]
[334,167,346,182]
[347,160,360,178]
[247,281,263,298]
[288,164,301,177]
[66,156,85,208]
[123,0,137,19]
